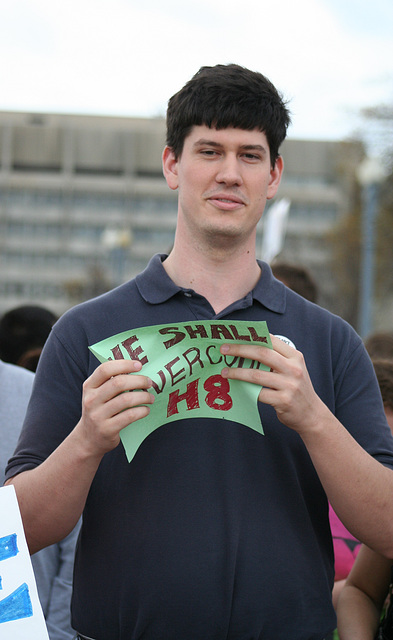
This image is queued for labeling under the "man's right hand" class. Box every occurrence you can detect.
[77,359,155,457]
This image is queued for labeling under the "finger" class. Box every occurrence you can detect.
[117,404,153,426]
[270,334,297,356]
[220,336,302,375]
[106,389,155,419]
[220,342,276,369]
[96,393,154,432]
[89,359,144,388]
[83,401,153,452]
[101,372,153,404]
[82,388,155,444]
[83,372,153,418]
[221,364,275,389]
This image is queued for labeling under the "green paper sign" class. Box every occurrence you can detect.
[89,320,272,462]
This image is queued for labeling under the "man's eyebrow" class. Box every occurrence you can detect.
[193,139,223,149]
[240,144,267,155]
[192,139,267,154]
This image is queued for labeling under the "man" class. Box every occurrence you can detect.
[5,64,393,640]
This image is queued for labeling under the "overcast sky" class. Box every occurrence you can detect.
[1,0,392,145]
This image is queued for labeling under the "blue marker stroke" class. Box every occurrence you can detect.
[0,534,18,562]
[0,533,33,623]
[0,583,33,623]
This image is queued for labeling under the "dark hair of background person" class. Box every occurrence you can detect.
[0,305,57,372]
[271,262,318,304]
[166,63,291,166]
[372,359,393,412]
[364,332,393,361]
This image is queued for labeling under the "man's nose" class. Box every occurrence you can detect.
[215,155,243,186]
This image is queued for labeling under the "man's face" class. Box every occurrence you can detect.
[163,125,283,250]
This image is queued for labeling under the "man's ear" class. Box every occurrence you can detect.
[267,155,284,200]
[162,146,179,190]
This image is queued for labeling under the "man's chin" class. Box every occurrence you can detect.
[204,225,246,245]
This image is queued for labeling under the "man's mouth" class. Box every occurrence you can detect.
[207,193,246,209]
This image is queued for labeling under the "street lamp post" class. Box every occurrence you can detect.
[357,157,385,339]
[101,227,133,286]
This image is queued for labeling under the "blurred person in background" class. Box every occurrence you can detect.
[1,332,79,640]
[365,331,393,362]
[0,304,57,372]
[337,356,393,639]
[271,261,318,303]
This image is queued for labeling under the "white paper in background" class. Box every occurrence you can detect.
[0,485,49,640]
[260,197,291,264]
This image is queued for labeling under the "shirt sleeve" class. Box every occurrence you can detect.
[4,311,91,480]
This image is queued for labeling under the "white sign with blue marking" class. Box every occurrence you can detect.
[0,485,49,639]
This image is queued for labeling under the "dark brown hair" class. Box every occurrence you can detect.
[166,64,291,167]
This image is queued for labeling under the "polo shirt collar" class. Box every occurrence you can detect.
[136,254,180,303]
[136,254,286,314]
[254,260,286,313]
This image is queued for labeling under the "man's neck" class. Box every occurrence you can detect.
[163,242,261,315]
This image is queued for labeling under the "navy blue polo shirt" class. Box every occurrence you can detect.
[6,255,393,640]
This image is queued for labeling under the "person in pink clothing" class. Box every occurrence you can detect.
[329,503,361,608]
[337,356,393,639]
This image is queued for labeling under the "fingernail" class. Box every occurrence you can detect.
[221,344,229,354]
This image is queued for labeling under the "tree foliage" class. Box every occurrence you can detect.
[327,107,393,331]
